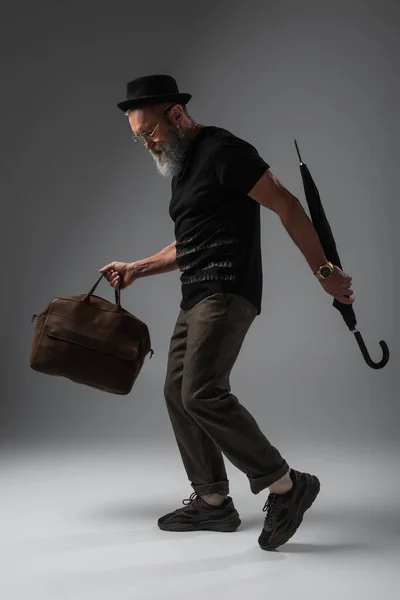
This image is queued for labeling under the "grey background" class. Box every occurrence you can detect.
[1,0,399,454]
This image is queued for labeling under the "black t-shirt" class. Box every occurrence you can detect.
[169,126,270,315]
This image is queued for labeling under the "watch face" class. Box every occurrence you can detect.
[320,266,332,278]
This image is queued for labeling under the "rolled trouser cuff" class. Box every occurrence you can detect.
[191,479,230,496]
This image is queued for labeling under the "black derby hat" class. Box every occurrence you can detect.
[117,74,192,113]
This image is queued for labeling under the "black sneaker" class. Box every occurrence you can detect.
[258,469,320,550]
[158,492,241,532]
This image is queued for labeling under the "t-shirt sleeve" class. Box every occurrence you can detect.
[211,134,270,195]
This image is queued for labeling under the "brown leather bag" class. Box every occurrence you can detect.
[30,273,153,395]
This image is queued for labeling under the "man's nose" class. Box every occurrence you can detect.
[145,138,155,150]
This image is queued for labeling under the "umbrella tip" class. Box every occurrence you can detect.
[293,138,303,164]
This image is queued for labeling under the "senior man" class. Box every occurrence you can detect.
[100,74,354,551]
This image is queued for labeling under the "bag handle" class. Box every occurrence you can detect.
[84,273,122,311]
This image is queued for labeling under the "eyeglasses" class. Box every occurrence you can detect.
[130,104,175,146]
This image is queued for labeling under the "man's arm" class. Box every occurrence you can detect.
[132,240,179,278]
[248,168,354,304]
[248,169,328,273]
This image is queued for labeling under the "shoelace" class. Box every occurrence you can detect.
[262,493,278,528]
[182,492,200,506]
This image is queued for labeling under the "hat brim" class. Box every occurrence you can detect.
[117,93,192,113]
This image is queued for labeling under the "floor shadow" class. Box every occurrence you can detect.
[278,542,366,554]
[6,545,286,599]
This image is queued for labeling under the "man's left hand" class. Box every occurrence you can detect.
[319,265,355,305]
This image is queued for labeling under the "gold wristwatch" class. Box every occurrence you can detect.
[314,261,334,280]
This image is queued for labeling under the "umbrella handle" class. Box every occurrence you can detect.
[352,329,390,369]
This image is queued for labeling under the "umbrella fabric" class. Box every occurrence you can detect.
[297,154,356,331]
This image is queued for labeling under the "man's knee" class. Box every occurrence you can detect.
[181,382,223,413]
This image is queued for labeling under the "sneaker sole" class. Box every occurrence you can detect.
[158,514,241,533]
[259,474,320,551]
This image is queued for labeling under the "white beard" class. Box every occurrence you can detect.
[150,126,188,178]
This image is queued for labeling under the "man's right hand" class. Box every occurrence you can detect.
[319,265,355,305]
[99,261,137,290]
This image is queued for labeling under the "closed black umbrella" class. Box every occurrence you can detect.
[294,139,389,370]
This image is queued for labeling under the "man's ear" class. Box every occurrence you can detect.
[171,105,183,123]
